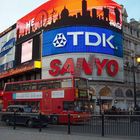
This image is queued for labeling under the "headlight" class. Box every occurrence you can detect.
[77,115,80,118]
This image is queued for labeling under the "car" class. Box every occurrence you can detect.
[1,105,48,127]
[6,105,32,113]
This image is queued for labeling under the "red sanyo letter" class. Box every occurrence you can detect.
[49,59,61,76]
[106,60,119,77]
[95,58,108,75]
[82,58,93,75]
[60,58,75,75]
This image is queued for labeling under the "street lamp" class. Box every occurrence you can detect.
[137,58,140,63]
[131,56,140,110]
[132,61,136,110]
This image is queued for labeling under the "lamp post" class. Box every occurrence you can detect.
[99,97,102,115]
[96,96,102,115]
[131,56,140,110]
[132,61,137,110]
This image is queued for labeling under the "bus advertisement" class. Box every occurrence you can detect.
[2,77,92,124]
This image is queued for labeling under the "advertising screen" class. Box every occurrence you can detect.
[17,0,122,39]
[0,29,16,72]
[42,53,124,82]
[42,26,122,57]
[21,39,33,63]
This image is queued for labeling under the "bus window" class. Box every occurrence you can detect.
[38,81,61,90]
[75,78,88,89]
[52,82,61,89]
[38,82,48,90]
[31,83,37,90]
[74,101,91,112]
[5,84,12,91]
[13,84,20,91]
[63,101,74,111]
[6,83,21,91]
[21,83,31,91]
[61,79,72,88]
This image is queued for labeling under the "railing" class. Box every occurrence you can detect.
[0,112,140,137]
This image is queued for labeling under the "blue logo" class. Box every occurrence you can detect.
[42,26,122,57]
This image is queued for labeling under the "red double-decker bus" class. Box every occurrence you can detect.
[2,77,92,124]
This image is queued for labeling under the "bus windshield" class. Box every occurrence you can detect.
[63,101,91,112]
[75,78,88,89]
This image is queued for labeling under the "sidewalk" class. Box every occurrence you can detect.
[0,127,139,140]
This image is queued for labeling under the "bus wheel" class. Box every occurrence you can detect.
[27,120,33,128]
[52,115,58,124]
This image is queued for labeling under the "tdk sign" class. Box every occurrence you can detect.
[43,26,122,57]
[53,32,116,49]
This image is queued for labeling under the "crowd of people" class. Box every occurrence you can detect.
[104,105,140,115]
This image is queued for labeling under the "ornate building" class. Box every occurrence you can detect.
[89,5,140,112]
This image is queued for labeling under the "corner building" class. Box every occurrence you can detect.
[0,0,140,112]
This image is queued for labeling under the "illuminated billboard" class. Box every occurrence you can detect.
[15,35,41,66]
[17,0,122,39]
[42,26,122,57]
[21,39,33,63]
[42,53,124,82]
[0,28,16,73]
[40,0,123,82]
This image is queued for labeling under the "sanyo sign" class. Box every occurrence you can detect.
[43,26,123,57]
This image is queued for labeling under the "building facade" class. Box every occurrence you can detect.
[0,0,140,112]
[89,6,140,112]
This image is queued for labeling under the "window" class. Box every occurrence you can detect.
[137,31,139,38]
[126,89,133,97]
[75,78,88,88]
[38,82,47,90]
[37,81,61,90]
[115,88,124,97]
[61,79,72,88]
[21,83,31,91]
[52,82,61,88]
[12,84,21,91]
[5,84,12,91]
[26,74,31,80]
[63,101,74,111]
[136,91,140,98]
[130,27,133,35]
[31,83,37,90]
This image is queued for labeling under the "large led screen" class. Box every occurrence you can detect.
[17,0,122,39]
[42,26,122,57]
[21,39,33,63]
[42,53,124,82]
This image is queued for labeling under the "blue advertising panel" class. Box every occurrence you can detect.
[42,26,122,57]
[0,28,16,73]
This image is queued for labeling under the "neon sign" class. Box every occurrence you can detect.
[43,26,122,57]
[49,57,119,77]
[17,0,122,39]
